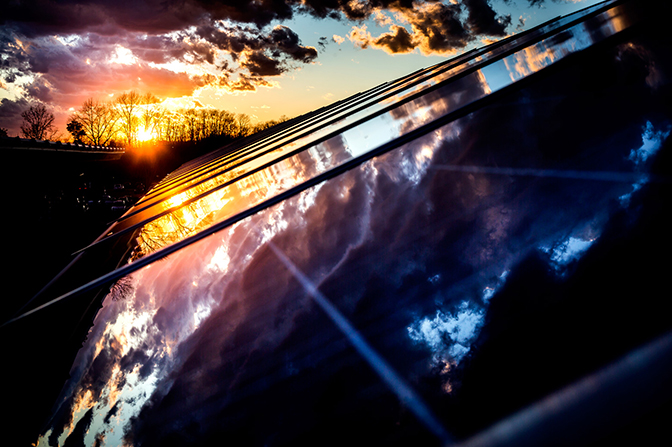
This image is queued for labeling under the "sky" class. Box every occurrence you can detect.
[0,0,602,138]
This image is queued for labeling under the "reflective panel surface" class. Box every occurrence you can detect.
[24,1,672,446]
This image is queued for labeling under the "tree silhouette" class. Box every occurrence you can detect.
[115,90,142,146]
[66,117,85,143]
[236,113,252,138]
[20,104,58,140]
[71,98,119,146]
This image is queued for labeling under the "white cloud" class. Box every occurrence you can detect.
[629,120,670,166]
[408,301,485,366]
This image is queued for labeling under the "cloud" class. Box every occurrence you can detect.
[464,0,511,36]
[241,50,286,76]
[346,1,508,56]
[0,0,528,134]
[0,97,30,133]
[0,1,321,134]
[269,25,318,63]
[406,2,472,54]
[372,25,417,54]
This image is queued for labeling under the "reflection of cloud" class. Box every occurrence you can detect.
[629,121,671,166]
[408,301,486,367]
[500,24,600,83]
[39,198,301,446]
[37,25,670,444]
[621,120,671,206]
[543,236,595,270]
[504,44,560,81]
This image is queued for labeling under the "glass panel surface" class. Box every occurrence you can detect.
[14,3,671,446]
[33,6,672,443]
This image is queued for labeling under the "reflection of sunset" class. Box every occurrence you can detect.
[124,65,486,261]
[134,187,231,259]
[166,191,190,209]
[131,148,313,259]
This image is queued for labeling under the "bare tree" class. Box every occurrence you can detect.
[72,98,119,146]
[236,113,252,138]
[115,90,142,146]
[20,104,58,140]
[140,93,165,141]
[216,110,237,137]
[252,115,289,134]
[135,97,288,144]
[158,111,185,142]
[183,108,200,142]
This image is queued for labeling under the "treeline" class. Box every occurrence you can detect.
[68,91,288,147]
[10,90,288,147]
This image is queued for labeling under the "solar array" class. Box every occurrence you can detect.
[9,1,672,445]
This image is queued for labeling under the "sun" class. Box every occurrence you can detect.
[137,128,155,142]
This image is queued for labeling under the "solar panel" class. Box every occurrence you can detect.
[8,1,672,445]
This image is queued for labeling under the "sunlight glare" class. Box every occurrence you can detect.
[136,128,154,142]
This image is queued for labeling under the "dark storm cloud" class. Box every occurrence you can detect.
[0,0,519,65]
[25,77,55,102]
[117,33,219,65]
[372,25,416,53]
[193,24,317,64]
[464,0,511,36]
[241,50,285,76]
[269,25,318,62]
[0,97,30,133]
[410,2,472,53]
[1,0,293,37]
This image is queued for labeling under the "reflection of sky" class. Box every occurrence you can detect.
[38,198,299,446]
[129,70,488,260]
[40,93,665,445]
[620,121,671,206]
[33,5,669,444]
[481,7,627,93]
